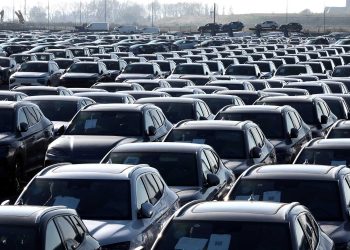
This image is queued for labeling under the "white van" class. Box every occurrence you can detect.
[116,25,138,34]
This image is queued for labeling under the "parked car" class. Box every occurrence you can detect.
[0,57,17,84]
[116,62,163,82]
[0,90,27,101]
[152,200,334,250]
[101,142,235,205]
[326,119,350,138]
[15,163,179,249]
[11,86,73,96]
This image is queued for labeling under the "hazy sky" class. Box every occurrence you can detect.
[3,0,347,15]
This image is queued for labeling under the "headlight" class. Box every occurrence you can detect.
[101,241,130,250]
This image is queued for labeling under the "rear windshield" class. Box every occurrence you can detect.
[295,148,350,167]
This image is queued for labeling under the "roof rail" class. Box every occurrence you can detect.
[39,162,71,176]
[176,200,205,217]
[174,119,193,128]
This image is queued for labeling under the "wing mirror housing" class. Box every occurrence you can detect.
[139,202,153,219]
[290,128,299,138]
[146,126,156,136]
[206,173,220,187]
[250,146,262,159]
[320,115,328,124]
[19,122,28,132]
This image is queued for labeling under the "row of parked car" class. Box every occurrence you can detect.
[1,30,350,249]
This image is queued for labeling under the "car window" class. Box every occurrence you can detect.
[295,219,311,250]
[285,112,295,132]
[70,216,86,238]
[247,130,257,149]
[319,101,329,116]
[136,178,150,210]
[144,110,155,128]
[199,101,210,118]
[196,102,205,119]
[306,213,319,247]
[201,151,212,178]
[290,111,302,129]
[315,103,323,121]
[204,149,220,173]
[156,110,165,124]
[150,109,162,129]
[251,127,263,147]
[298,214,316,250]
[45,220,64,250]
[17,108,29,127]
[24,107,39,126]
[344,175,350,207]
[153,173,164,193]
[55,216,82,248]
[142,174,160,205]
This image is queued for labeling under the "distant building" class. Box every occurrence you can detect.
[325,0,350,15]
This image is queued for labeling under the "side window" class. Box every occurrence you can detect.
[315,103,323,121]
[343,175,350,206]
[247,130,257,149]
[290,111,301,129]
[55,216,82,248]
[136,178,150,210]
[285,112,295,132]
[199,102,210,118]
[204,149,219,173]
[295,220,311,250]
[33,107,43,121]
[201,151,212,177]
[251,127,263,147]
[70,216,86,238]
[319,101,329,116]
[17,108,29,127]
[144,110,155,128]
[150,109,162,129]
[156,110,165,125]
[196,102,205,119]
[298,214,316,250]
[45,220,64,250]
[153,173,164,193]
[24,107,38,126]
[142,174,160,205]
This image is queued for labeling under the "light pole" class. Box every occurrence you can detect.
[80,0,82,25]
[47,0,50,29]
[104,0,107,22]
[286,0,289,23]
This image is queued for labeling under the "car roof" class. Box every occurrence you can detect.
[334,120,350,128]
[221,105,284,113]
[176,201,299,223]
[0,101,19,108]
[183,94,235,100]
[176,120,250,130]
[13,86,60,91]
[136,97,198,104]
[111,142,210,153]
[259,95,316,103]
[307,138,350,149]
[75,92,130,97]
[243,164,347,180]
[83,103,145,112]
[24,95,85,102]
[38,163,150,180]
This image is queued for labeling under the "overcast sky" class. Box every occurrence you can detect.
[3,0,347,15]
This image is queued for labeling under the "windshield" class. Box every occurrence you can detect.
[165,129,246,159]
[276,66,307,76]
[87,96,124,104]
[123,64,153,74]
[255,62,270,72]
[0,109,14,132]
[325,100,343,118]
[202,99,233,114]
[19,63,48,73]
[0,59,10,67]
[295,148,350,166]
[65,111,142,136]
[205,62,219,71]
[173,65,204,75]
[230,179,342,221]
[13,55,31,64]
[262,101,315,124]
[0,226,37,249]
[151,102,193,123]
[157,62,171,71]
[70,49,85,57]
[102,61,120,70]
[29,100,78,122]
[68,63,98,73]
[333,67,350,77]
[55,60,74,70]
[52,51,66,58]
[217,113,284,139]
[226,66,256,76]
[20,179,131,220]
[288,85,323,95]
[327,129,350,139]
[154,220,291,250]
[107,152,198,186]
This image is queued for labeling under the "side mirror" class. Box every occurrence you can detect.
[55,126,65,136]
[50,70,54,74]
[320,115,328,124]
[11,64,14,68]
[140,202,153,219]
[19,122,28,132]
[206,173,220,187]
[1,200,10,206]
[250,146,262,159]
[290,128,299,138]
[99,70,103,75]
[147,126,156,136]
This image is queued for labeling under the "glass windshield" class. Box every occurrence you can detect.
[13,55,31,64]
[173,65,204,75]
[30,100,78,122]
[325,101,343,118]
[333,67,350,77]
[327,129,350,139]
[230,179,342,221]
[123,64,153,74]
[52,51,65,58]
[55,60,74,69]
[217,113,284,139]
[288,86,323,95]
[20,90,57,96]
[19,63,48,73]
[71,49,85,57]
[0,59,10,67]
[205,62,219,71]
[295,148,350,166]
[165,129,246,159]
[0,95,15,101]
[36,55,50,61]
[20,179,131,220]
[255,63,270,72]
[65,111,142,136]
[202,99,233,114]
[102,61,120,70]
[226,66,256,76]
[88,96,124,104]
[108,152,198,186]
[0,109,14,133]
[151,102,194,123]
[276,66,307,76]
[154,220,291,250]
[157,62,170,71]
[68,63,98,73]
[0,226,37,249]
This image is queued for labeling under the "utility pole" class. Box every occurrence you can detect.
[12,0,15,22]
[47,0,50,29]
[151,2,154,27]
[323,8,326,34]
[286,0,288,23]
[80,0,82,25]
[213,3,216,24]
[104,0,107,22]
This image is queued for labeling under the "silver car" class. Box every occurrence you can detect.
[15,163,179,249]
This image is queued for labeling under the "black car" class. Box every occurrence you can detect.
[59,62,112,88]
[228,164,348,249]
[165,79,195,88]
[116,62,163,82]
[326,119,350,138]
[206,80,255,91]
[99,59,127,80]
[164,120,276,175]
[135,97,214,124]
[322,81,348,94]
[45,104,172,165]
[313,94,350,120]
[216,105,312,163]
[256,96,337,137]
[101,142,235,205]
[216,90,268,105]
[262,88,310,96]
[126,79,171,91]
[0,101,54,191]
[0,57,17,84]
[74,91,135,104]
[0,90,27,101]
[156,87,205,97]
[222,21,245,32]
[198,23,222,34]
[119,90,170,100]
[0,206,100,249]
[284,82,332,95]
[280,22,303,32]
[186,85,228,94]
[152,200,334,250]
[182,94,245,114]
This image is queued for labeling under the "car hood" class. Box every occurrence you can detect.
[116,73,154,80]
[319,221,350,244]
[171,186,201,204]
[83,219,135,246]
[0,132,14,145]
[48,135,141,163]
[229,75,258,80]
[12,72,48,78]
[61,73,99,78]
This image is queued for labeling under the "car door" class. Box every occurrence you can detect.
[44,219,65,250]
[250,127,271,164]
[288,111,308,156]
[144,110,157,142]
[200,150,218,201]
[149,109,168,141]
